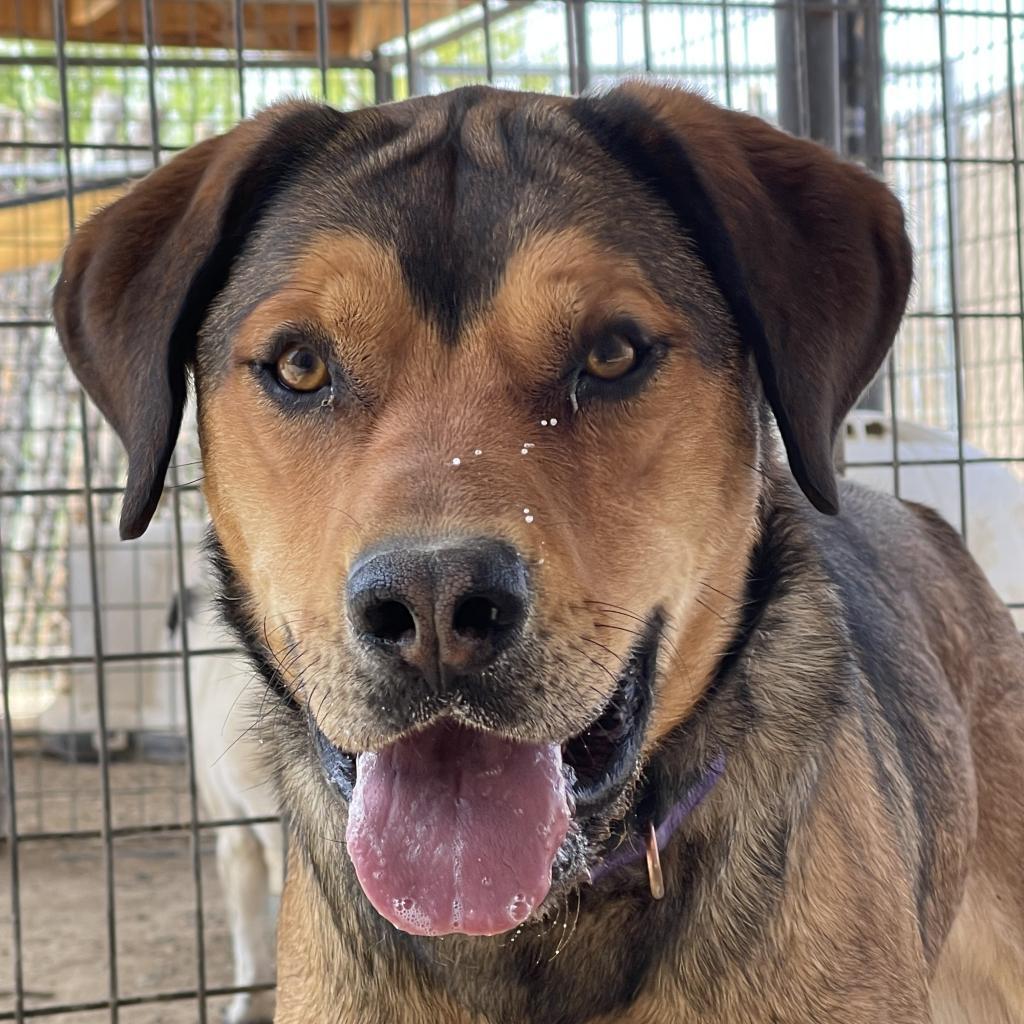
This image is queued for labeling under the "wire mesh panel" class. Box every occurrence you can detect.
[0,0,1022,1021]
[858,0,1024,624]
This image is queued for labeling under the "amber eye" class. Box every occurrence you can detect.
[584,334,638,381]
[275,346,330,392]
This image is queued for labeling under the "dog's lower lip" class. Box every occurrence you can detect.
[316,727,356,799]
[315,616,661,819]
[560,618,660,815]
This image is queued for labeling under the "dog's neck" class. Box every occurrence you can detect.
[589,750,727,893]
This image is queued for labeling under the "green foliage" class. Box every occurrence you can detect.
[0,37,374,153]
[423,8,565,94]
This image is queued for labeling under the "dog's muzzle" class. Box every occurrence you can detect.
[316,596,664,938]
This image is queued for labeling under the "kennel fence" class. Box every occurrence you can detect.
[2,0,1024,1020]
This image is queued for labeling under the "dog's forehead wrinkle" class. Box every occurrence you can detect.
[294,117,643,331]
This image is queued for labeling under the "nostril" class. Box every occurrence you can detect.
[348,540,529,672]
[363,599,416,644]
[453,595,502,640]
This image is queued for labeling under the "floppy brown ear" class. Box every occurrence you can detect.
[54,100,346,539]
[571,83,913,514]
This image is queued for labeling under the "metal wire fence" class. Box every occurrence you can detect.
[1,0,1023,1020]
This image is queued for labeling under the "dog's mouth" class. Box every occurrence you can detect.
[316,618,660,938]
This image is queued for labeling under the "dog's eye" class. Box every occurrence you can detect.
[275,346,330,392]
[584,334,638,381]
[571,323,665,407]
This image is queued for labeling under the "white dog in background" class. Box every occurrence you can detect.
[167,584,283,1024]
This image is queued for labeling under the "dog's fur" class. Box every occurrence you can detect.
[167,585,282,1024]
[54,84,1024,1023]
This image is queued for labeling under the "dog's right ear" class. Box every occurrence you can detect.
[54,101,346,540]
[571,84,913,516]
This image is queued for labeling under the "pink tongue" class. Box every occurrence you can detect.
[346,720,570,937]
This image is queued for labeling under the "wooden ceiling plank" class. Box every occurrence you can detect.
[4,0,475,63]
[68,0,122,29]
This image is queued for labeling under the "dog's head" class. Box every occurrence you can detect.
[55,84,911,938]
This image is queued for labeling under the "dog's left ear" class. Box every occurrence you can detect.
[54,101,347,540]
[572,83,913,514]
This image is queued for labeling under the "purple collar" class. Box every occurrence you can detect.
[589,752,726,887]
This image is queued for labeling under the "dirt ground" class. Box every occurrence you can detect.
[1,751,275,1022]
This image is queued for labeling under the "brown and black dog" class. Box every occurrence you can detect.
[55,83,1024,1023]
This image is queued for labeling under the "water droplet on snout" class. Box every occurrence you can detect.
[525,515,534,524]
[474,449,483,456]
[451,457,461,466]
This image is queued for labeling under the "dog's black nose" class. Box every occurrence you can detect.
[347,539,529,679]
